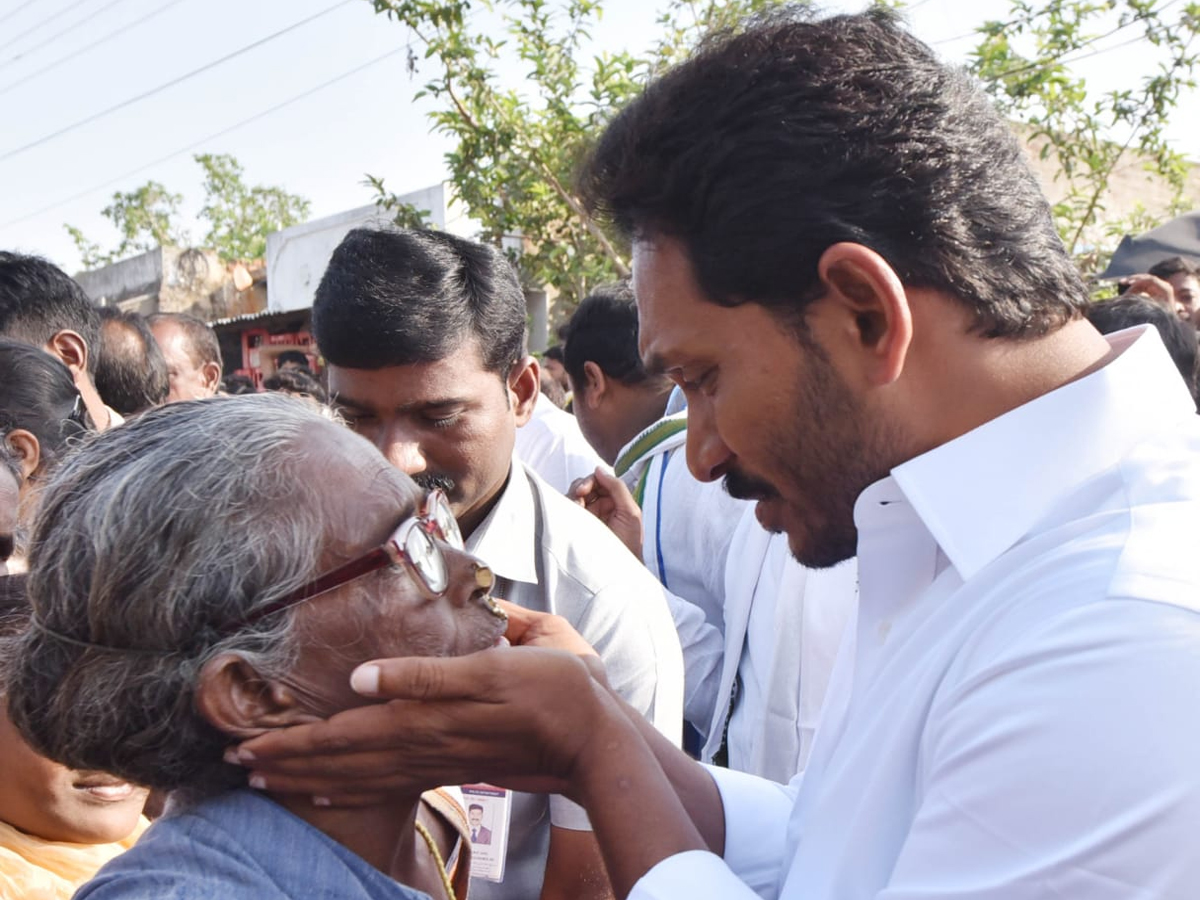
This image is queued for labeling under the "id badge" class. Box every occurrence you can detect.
[461,783,513,883]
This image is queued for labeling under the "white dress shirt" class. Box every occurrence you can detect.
[467,461,684,900]
[631,326,1200,900]
[708,512,856,781]
[514,393,609,495]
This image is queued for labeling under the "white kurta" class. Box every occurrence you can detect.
[631,326,1200,900]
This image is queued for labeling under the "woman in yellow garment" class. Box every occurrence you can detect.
[0,575,149,900]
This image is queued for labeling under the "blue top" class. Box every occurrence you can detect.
[75,790,432,900]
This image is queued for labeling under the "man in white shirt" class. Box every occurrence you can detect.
[513,389,609,495]
[233,10,1200,899]
[302,225,682,900]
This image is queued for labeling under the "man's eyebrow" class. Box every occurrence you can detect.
[332,392,470,413]
[642,352,670,378]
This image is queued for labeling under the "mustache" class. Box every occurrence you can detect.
[412,472,457,495]
[723,468,779,502]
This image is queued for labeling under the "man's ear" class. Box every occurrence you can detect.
[508,356,540,427]
[815,242,913,387]
[200,361,223,394]
[580,361,609,410]
[6,430,41,482]
[195,652,319,739]
[44,330,89,376]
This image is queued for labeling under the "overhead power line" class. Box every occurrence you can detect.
[0,0,94,54]
[0,44,406,231]
[0,0,189,96]
[1,0,134,69]
[0,0,40,29]
[0,0,355,164]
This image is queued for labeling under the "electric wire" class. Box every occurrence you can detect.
[0,0,94,54]
[0,44,405,230]
[0,0,355,163]
[1,0,133,69]
[0,0,40,29]
[0,0,189,96]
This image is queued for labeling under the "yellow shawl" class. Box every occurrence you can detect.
[0,817,148,900]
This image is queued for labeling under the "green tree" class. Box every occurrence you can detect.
[66,181,185,270]
[368,0,793,308]
[370,0,1197,300]
[66,154,310,269]
[196,153,311,262]
[969,0,1200,274]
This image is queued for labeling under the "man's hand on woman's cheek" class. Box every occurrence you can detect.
[227,646,613,807]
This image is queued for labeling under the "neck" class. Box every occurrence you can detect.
[272,791,449,896]
[458,465,511,539]
[912,315,1117,452]
[607,383,673,464]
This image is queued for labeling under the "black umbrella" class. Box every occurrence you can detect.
[1100,210,1200,279]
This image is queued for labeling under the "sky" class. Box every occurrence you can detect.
[0,0,1195,274]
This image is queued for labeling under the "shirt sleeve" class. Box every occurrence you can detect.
[627,767,797,900]
[707,765,796,896]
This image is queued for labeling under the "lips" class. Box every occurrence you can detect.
[72,774,139,802]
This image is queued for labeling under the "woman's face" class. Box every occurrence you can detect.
[0,697,148,843]
[276,432,509,717]
[0,466,148,844]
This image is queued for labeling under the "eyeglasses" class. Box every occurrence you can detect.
[239,490,465,627]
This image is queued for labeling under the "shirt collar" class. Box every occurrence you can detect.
[464,458,540,586]
[864,326,1195,582]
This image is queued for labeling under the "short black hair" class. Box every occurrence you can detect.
[95,308,169,416]
[0,252,101,374]
[312,228,526,376]
[274,349,311,370]
[542,345,565,364]
[563,282,655,391]
[581,8,1087,339]
[147,312,223,370]
[0,338,93,469]
[1085,296,1199,409]
[262,368,327,404]
[1148,256,1200,281]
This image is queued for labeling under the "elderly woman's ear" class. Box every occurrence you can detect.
[5,430,41,483]
[196,654,324,739]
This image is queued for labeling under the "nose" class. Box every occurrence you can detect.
[379,423,426,475]
[684,399,732,483]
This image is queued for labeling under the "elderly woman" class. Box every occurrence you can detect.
[3,394,510,900]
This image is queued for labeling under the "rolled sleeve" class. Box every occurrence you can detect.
[630,851,765,900]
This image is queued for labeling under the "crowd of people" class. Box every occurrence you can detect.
[1,6,1199,900]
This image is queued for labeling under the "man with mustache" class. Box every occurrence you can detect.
[308,226,684,900]
[237,9,1200,899]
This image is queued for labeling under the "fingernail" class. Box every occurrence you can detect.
[351,664,380,696]
[223,748,242,766]
[237,747,256,762]
[248,775,266,790]
[314,796,332,807]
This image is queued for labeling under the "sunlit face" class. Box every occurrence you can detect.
[633,236,895,568]
[1169,273,1200,325]
[0,697,147,844]
[150,321,217,403]
[329,338,521,537]
[279,429,508,717]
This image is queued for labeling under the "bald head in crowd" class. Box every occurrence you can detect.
[148,313,223,403]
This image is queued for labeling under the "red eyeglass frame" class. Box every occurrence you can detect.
[234,490,462,629]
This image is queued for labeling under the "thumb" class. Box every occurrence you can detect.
[351,653,496,700]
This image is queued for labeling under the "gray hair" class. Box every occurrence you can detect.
[3,393,340,795]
